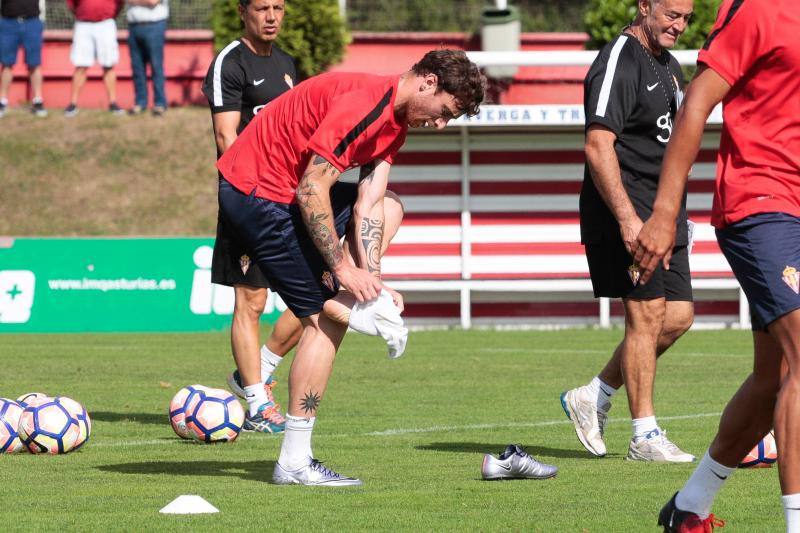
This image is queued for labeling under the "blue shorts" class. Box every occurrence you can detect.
[716,212,800,331]
[0,17,43,67]
[217,178,358,318]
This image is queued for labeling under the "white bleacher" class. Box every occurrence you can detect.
[368,99,746,329]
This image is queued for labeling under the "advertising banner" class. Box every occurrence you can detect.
[0,238,284,333]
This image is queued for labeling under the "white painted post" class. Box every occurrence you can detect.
[461,287,472,329]
[459,126,473,329]
[496,0,508,9]
[739,287,751,329]
[338,0,346,19]
[599,297,610,328]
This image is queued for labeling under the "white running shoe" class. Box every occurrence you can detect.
[481,444,558,480]
[348,290,408,359]
[273,458,363,486]
[626,428,695,463]
[560,386,608,457]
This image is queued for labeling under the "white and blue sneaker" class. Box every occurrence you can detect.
[242,402,285,433]
[273,458,363,486]
[560,385,609,457]
[481,444,558,480]
[228,371,279,403]
[627,428,695,463]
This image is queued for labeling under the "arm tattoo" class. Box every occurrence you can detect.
[300,391,321,415]
[360,217,384,276]
[297,157,344,269]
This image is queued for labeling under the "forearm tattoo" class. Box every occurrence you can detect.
[300,391,321,415]
[297,156,343,269]
[360,217,384,276]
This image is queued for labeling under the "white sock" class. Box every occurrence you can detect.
[32,97,42,104]
[590,376,616,411]
[279,415,315,470]
[244,383,269,416]
[783,493,800,533]
[260,345,283,382]
[632,416,659,440]
[675,450,734,519]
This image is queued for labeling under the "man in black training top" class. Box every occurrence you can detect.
[561,0,696,463]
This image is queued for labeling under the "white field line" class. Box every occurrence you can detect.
[92,411,721,447]
[477,347,749,357]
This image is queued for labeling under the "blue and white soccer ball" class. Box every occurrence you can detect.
[169,384,210,439]
[739,430,778,468]
[184,388,244,443]
[16,392,48,407]
[0,398,25,453]
[17,396,91,454]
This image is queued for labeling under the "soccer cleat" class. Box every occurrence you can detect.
[627,429,695,463]
[481,444,558,480]
[0,101,6,118]
[242,402,285,433]
[227,370,281,405]
[658,492,725,532]
[31,101,47,117]
[109,102,125,115]
[348,290,409,359]
[128,105,145,116]
[560,386,608,457]
[273,458,363,486]
[152,105,166,117]
[64,104,78,117]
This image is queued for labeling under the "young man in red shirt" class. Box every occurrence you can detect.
[631,0,800,530]
[217,49,485,485]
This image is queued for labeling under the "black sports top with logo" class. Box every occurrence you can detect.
[202,39,297,136]
[579,33,687,245]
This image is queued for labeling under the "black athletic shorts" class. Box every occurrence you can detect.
[211,211,271,288]
[585,239,693,301]
[217,178,358,318]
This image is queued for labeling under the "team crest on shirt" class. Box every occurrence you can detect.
[628,263,641,286]
[284,74,293,89]
[239,254,251,275]
[782,266,800,294]
[321,271,335,291]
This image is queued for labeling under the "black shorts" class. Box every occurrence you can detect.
[211,213,271,288]
[716,212,800,331]
[585,239,693,301]
[217,178,358,318]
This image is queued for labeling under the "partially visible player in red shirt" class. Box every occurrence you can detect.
[630,1,800,530]
[217,49,484,486]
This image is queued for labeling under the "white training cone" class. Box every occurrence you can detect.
[159,495,219,514]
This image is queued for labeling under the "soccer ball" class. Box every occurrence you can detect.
[17,397,86,454]
[169,385,210,439]
[0,399,25,453]
[184,388,244,443]
[739,430,778,468]
[16,392,48,407]
[58,396,92,451]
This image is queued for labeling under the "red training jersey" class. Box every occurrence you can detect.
[66,0,123,22]
[698,0,800,228]
[217,72,408,204]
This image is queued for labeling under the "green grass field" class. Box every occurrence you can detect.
[0,328,780,531]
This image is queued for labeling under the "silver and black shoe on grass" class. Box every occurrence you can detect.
[481,444,558,480]
[273,458,363,486]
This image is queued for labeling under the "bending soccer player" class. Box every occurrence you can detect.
[561,0,695,462]
[628,0,800,530]
[216,49,485,485]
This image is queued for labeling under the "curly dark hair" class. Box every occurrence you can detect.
[411,49,485,117]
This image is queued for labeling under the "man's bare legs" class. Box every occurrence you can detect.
[671,311,799,521]
[68,67,87,108]
[562,299,694,459]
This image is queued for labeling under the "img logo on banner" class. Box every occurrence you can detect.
[0,270,36,323]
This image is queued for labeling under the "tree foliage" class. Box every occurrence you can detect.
[211,0,350,79]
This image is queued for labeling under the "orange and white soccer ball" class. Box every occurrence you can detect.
[740,430,778,468]
[169,385,210,439]
[0,398,25,453]
[17,396,86,454]
[184,388,244,443]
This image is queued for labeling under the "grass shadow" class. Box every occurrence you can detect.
[97,460,276,483]
[91,411,166,425]
[415,442,617,459]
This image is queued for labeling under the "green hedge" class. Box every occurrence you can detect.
[584,0,723,49]
[211,0,349,79]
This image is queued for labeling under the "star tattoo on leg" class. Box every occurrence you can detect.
[300,391,321,415]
